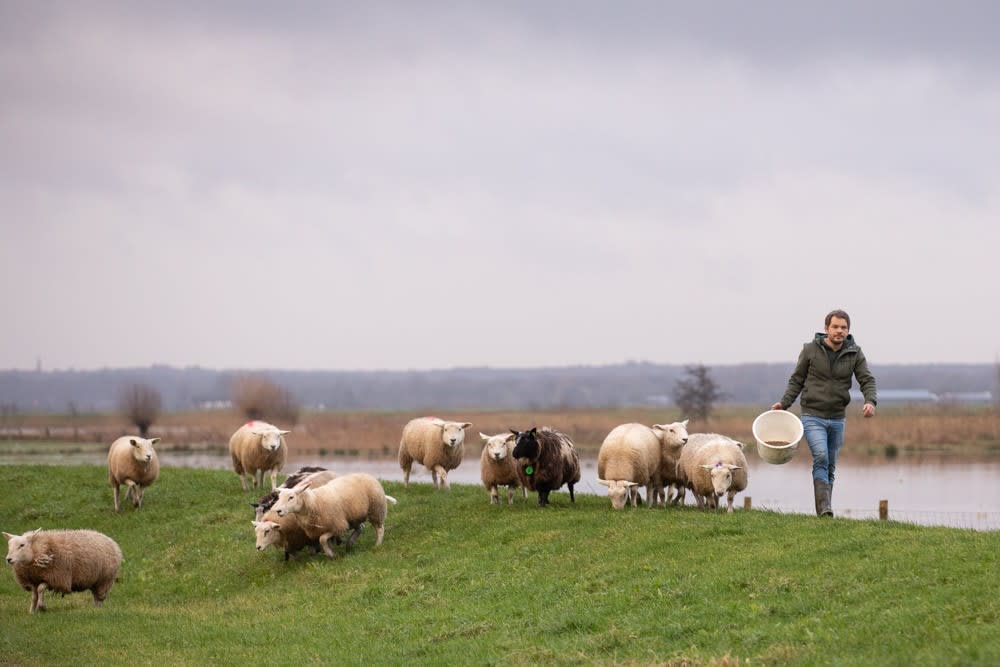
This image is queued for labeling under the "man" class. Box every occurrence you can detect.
[771,309,877,517]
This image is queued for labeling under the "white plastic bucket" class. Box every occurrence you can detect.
[752,410,804,465]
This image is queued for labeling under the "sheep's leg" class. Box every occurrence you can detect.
[538,490,549,506]
[238,472,250,492]
[269,468,278,490]
[31,583,47,613]
[125,481,138,507]
[112,484,121,512]
[134,485,144,509]
[400,460,412,487]
[374,522,385,546]
[506,486,515,504]
[254,469,264,489]
[346,526,363,548]
[726,490,736,513]
[93,579,113,606]
[434,466,450,490]
[629,487,638,507]
[318,533,339,558]
[693,492,705,509]
[646,484,656,508]
[568,483,575,503]
[489,485,500,504]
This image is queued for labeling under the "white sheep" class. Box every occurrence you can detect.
[678,433,748,513]
[398,417,472,490]
[107,435,160,512]
[479,432,526,505]
[228,420,289,491]
[271,473,397,558]
[253,468,338,521]
[4,528,123,614]
[596,423,662,509]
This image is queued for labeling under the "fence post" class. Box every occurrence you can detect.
[743,496,752,511]
[879,499,889,521]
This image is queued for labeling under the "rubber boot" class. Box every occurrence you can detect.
[815,479,833,517]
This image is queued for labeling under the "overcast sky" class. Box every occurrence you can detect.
[2,1,998,371]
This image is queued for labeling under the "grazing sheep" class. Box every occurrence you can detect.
[271,473,397,558]
[398,417,472,490]
[479,432,525,505]
[228,420,289,491]
[511,427,581,507]
[651,420,690,506]
[3,528,123,614]
[678,433,748,512]
[252,509,321,561]
[252,467,336,520]
[597,424,661,509]
[107,435,160,512]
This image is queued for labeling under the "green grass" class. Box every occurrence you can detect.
[1,465,998,666]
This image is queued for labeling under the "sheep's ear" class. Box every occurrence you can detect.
[278,430,290,436]
[509,429,519,437]
[130,439,139,447]
[251,521,260,528]
[504,433,516,443]
[2,532,14,541]
[651,424,665,430]
[699,464,713,470]
[728,465,743,470]
[149,438,161,446]
[528,427,537,435]
[626,482,639,488]
[734,441,745,450]
[681,419,689,428]
[479,433,490,442]
[596,479,610,487]
[460,422,472,430]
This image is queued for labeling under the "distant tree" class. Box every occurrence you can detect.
[231,375,300,425]
[119,383,162,437]
[671,364,725,422]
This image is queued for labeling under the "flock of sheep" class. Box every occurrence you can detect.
[3,415,749,613]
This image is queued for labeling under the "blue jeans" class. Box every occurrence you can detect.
[801,415,845,485]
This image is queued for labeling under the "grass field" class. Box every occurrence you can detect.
[2,465,999,666]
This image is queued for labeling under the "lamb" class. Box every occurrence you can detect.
[252,509,321,561]
[252,467,336,520]
[596,424,661,509]
[398,417,472,490]
[479,432,525,505]
[651,420,691,506]
[107,435,160,512]
[4,528,123,614]
[228,420,289,491]
[271,473,397,558]
[511,427,581,507]
[677,433,748,513]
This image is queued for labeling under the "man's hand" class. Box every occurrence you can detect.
[862,403,876,418]
[770,402,783,411]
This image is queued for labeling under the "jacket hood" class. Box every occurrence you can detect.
[813,332,857,351]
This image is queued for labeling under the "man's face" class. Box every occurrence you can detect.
[825,316,850,346]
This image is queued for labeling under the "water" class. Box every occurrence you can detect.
[3,446,999,531]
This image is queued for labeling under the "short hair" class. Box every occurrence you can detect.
[825,309,851,329]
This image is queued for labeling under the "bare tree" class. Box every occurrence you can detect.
[231,375,300,425]
[671,364,725,422]
[119,383,162,437]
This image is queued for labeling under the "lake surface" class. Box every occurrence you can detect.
[4,443,998,530]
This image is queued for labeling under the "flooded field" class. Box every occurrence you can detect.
[3,441,998,531]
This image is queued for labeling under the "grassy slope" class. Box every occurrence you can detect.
[1,465,998,666]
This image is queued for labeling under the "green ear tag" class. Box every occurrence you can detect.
[525,465,534,475]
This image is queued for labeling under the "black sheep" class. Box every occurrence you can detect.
[251,465,329,518]
[511,427,581,507]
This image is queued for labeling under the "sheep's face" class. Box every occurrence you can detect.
[252,520,282,551]
[3,529,39,566]
[254,429,287,452]
[701,462,741,495]
[598,480,637,510]
[440,422,471,449]
[481,433,515,461]
[130,437,159,463]
[511,428,539,460]
[272,488,305,517]
[652,420,689,450]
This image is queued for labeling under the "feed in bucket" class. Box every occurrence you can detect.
[752,410,804,465]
